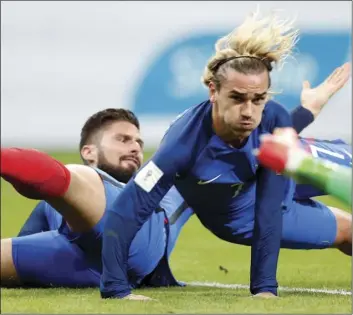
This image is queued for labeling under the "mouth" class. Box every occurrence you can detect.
[122,157,140,169]
[239,121,253,126]
[237,121,254,130]
[229,121,253,131]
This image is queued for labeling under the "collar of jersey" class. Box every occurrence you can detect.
[208,133,253,158]
[91,167,126,188]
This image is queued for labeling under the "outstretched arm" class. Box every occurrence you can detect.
[300,62,350,119]
[251,103,294,297]
[287,62,350,134]
[100,122,194,300]
[100,159,178,299]
[251,167,287,297]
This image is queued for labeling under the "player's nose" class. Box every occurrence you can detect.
[240,102,253,118]
[129,141,142,155]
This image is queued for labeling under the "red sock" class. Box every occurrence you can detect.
[1,148,71,199]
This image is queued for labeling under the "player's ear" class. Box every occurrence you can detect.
[209,81,216,104]
[81,144,98,165]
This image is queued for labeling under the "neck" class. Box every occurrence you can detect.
[211,106,246,148]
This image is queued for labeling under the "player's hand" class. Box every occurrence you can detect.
[300,62,351,118]
[122,294,155,301]
[252,292,279,298]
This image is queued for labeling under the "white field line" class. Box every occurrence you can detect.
[186,281,352,296]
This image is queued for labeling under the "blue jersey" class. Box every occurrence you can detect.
[295,138,352,199]
[100,100,315,298]
[61,168,192,288]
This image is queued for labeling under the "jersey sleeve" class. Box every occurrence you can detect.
[250,167,286,295]
[251,101,293,295]
[290,106,314,133]
[100,113,197,299]
[264,100,314,133]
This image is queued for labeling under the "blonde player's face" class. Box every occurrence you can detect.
[210,69,269,141]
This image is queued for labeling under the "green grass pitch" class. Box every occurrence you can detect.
[1,151,351,313]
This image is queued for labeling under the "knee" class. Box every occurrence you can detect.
[332,207,352,244]
[329,207,352,256]
[1,238,21,287]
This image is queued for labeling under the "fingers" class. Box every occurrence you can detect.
[330,63,351,81]
[326,62,351,93]
[122,294,155,301]
[302,80,311,89]
[252,292,279,299]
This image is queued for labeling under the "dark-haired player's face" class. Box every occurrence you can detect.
[209,69,269,142]
[96,121,144,183]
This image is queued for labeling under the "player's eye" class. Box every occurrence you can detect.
[230,96,244,103]
[252,97,266,105]
[115,135,126,142]
[137,140,144,149]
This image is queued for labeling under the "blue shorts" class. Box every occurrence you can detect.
[238,199,337,249]
[12,231,100,287]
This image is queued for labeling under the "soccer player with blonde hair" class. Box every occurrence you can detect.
[95,9,351,299]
